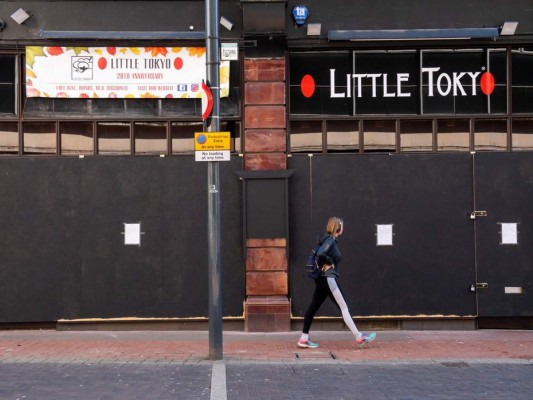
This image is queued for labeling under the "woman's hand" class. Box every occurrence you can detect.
[322,264,334,272]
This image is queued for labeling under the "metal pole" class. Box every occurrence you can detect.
[205,0,223,360]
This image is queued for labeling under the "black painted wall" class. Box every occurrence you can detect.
[475,152,533,317]
[286,0,533,42]
[0,1,243,42]
[0,156,244,322]
[289,153,477,318]
[0,153,531,323]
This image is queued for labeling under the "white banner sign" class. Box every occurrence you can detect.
[26,46,230,99]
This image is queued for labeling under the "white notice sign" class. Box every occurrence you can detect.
[501,223,518,244]
[124,223,141,245]
[221,43,238,61]
[377,224,393,246]
[195,150,231,161]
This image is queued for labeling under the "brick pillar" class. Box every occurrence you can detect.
[243,58,290,332]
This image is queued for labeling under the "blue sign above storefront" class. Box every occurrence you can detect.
[292,6,309,25]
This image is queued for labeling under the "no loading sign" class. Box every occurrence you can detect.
[194,132,231,162]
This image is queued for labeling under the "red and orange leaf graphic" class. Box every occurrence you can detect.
[144,47,168,57]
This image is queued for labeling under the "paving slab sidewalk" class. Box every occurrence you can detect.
[0,330,532,364]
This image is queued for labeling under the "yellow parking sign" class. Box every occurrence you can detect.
[194,132,231,151]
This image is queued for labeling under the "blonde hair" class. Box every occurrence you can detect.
[326,217,343,235]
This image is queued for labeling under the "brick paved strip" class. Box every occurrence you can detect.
[0,330,532,364]
[0,360,531,399]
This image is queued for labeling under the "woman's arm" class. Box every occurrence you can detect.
[317,236,335,270]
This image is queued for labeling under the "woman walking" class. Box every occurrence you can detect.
[298,216,376,348]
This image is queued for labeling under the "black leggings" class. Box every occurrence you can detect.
[302,276,360,337]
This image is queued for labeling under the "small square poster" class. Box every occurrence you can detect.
[124,223,141,246]
[377,224,393,246]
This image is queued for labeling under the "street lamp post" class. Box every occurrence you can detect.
[205,0,223,360]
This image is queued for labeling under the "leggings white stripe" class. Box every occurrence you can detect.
[327,277,361,339]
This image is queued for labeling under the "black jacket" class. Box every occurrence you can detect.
[316,233,342,278]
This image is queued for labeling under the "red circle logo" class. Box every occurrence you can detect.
[174,57,183,70]
[97,57,107,70]
[480,71,495,95]
[300,74,315,98]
